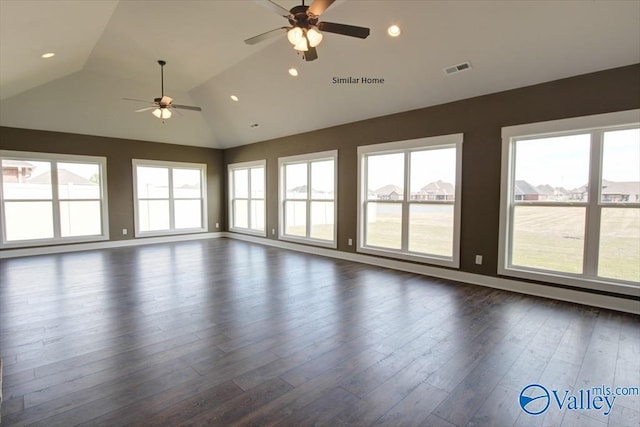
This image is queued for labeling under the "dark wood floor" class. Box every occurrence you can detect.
[0,239,638,426]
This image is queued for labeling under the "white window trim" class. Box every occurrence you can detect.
[0,150,109,248]
[228,159,266,237]
[132,159,208,238]
[499,109,640,296]
[357,134,464,268]
[278,150,338,249]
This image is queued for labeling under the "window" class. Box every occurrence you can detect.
[228,160,265,235]
[279,150,337,247]
[132,159,207,237]
[358,134,463,267]
[0,150,109,247]
[500,110,640,294]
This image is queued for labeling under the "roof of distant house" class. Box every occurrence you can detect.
[374,184,403,195]
[28,169,94,185]
[514,180,539,195]
[421,180,454,194]
[601,180,640,195]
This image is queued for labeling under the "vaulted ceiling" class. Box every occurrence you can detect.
[1,0,639,149]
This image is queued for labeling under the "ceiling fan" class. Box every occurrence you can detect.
[245,0,370,61]
[124,60,202,122]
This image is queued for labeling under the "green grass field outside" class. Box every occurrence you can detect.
[287,206,639,283]
[364,206,639,283]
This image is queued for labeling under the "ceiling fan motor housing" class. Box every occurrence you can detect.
[288,5,317,28]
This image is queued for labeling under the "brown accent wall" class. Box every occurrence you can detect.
[224,64,640,277]
[0,129,224,241]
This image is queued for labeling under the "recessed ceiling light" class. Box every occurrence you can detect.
[41,52,55,58]
[230,95,239,102]
[288,68,298,77]
[387,25,401,37]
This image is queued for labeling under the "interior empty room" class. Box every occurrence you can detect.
[1,1,639,426]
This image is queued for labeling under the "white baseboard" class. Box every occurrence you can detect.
[0,232,224,259]
[224,232,640,315]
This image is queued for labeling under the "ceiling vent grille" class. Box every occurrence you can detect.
[443,61,472,76]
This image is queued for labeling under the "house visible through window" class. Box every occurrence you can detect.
[0,151,109,247]
[228,160,265,235]
[500,110,640,294]
[279,150,337,248]
[358,134,463,267]
[132,159,207,237]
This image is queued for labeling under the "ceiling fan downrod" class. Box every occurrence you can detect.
[158,60,166,97]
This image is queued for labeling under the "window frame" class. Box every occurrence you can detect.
[228,160,266,237]
[499,109,640,295]
[132,159,207,238]
[357,134,464,268]
[0,150,109,248]
[278,150,338,248]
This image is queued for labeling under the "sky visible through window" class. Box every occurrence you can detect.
[285,160,334,195]
[515,129,639,189]
[365,148,456,192]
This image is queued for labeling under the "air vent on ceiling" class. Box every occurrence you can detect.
[443,61,472,76]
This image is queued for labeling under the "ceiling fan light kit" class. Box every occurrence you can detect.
[152,108,172,119]
[124,60,202,123]
[245,0,370,61]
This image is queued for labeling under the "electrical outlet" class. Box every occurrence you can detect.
[272,228,276,235]
[475,255,483,265]
[122,228,128,235]
[215,222,219,228]
[348,238,353,246]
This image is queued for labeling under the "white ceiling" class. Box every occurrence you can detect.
[1,0,639,149]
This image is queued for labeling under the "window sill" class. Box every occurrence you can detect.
[279,235,337,249]
[0,234,109,250]
[358,245,459,269]
[229,228,267,238]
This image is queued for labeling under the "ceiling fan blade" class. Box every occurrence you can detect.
[317,21,370,39]
[244,27,288,45]
[135,106,155,112]
[254,0,291,18]
[123,97,151,103]
[308,0,335,17]
[172,104,202,112]
[304,46,318,61]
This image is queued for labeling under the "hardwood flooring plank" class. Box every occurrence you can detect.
[0,238,636,426]
[431,298,562,426]
[100,380,245,427]
[606,403,640,427]
[418,413,458,427]
[278,336,389,388]
[575,311,622,390]
[8,333,209,404]
[372,381,449,427]
[274,386,360,427]
[340,349,423,398]
[180,377,294,426]
[466,384,522,427]
[613,313,640,413]
[229,348,388,427]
